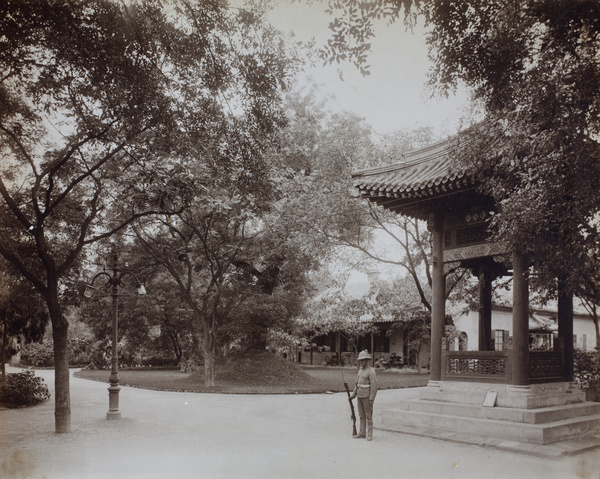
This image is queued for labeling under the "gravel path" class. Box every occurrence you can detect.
[1,366,598,479]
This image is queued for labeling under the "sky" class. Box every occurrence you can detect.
[266,1,472,137]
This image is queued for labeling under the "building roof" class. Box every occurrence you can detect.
[351,139,478,218]
[529,313,558,333]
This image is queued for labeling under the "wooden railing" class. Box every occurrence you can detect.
[529,351,564,383]
[444,351,511,383]
[442,350,565,384]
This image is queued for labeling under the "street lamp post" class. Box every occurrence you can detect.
[84,252,146,420]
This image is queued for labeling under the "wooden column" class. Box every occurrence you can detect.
[511,252,530,386]
[558,278,574,382]
[478,266,493,351]
[371,332,375,367]
[430,212,446,383]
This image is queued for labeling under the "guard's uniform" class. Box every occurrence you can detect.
[352,363,377,440]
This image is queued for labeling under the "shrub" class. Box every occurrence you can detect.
[69,337,95,367]
[179,359,200,372]
[0,370,51,407]
[574,349,600,401]
[20,340,54,367]
[141,356,179,368]
[21,338,110,369]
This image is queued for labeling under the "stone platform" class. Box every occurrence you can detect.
[378,417,600,458]
[419,380,587,409]
[379,381,600,455]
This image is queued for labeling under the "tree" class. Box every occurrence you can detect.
[0,0,294,432]
[425,3,600,373]
[432,1,600,297]
[292,306,334,365]
[223,150,326,350]
[134,171,318,384]
[309,284,378,362]
[78,251,170,368]
[321,203,469,311]
[140,271,197,366]
[283,88,467,309]
[274,86,473,367]
[335,297,378,360]
[223,233,316,352]
[577,269,600,360]
[371,277,431,371]
[0,263,48,377]
[134,202,259,386]
[320,0,600,296]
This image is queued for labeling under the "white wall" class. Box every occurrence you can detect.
[453,311,478,351]
[573,317,598,351]
[453,309,597,352]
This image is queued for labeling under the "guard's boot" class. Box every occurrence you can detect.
[357,417,366,438]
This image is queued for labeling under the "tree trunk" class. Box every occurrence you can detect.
[592,307,600,375]
[169,331,182,363]
[47,291,71,434]
[203,352,214,387]
[592,307,599,357]
[203,319,215,387]
[247,330,267,350]
[1,321,6,378]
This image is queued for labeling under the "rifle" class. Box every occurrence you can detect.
[343,380,358,437]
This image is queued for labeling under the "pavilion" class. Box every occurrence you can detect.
[352,139,600,446]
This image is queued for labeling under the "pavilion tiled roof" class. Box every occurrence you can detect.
[351,139,476,217]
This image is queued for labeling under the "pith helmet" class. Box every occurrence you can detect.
[357,350,372,361]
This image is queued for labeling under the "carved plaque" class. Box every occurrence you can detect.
[443,207,507,262]
[443,242,509,263]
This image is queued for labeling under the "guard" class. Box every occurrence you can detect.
[349,350,378,441]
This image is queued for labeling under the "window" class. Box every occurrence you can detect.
[459,332,468,351]
[493,330,508,351]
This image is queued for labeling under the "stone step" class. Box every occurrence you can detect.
[418,383,588,409]
[376,423,600,458]
[381,407,600,445]
[395,399,600,424]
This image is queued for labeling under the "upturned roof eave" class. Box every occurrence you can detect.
[351,139,477,207]
[351,139,452,179]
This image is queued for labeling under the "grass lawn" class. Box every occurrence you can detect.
[75,364,430,394]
